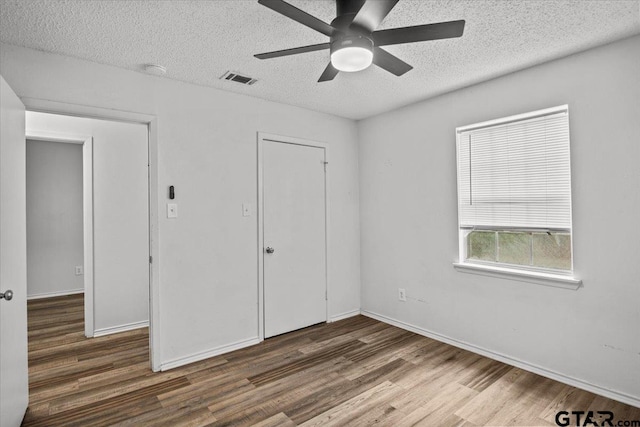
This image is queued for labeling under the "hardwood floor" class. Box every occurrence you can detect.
[24,294,639,426]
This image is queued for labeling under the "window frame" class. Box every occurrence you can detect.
[454,105,581,289]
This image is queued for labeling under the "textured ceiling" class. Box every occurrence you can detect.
[1,0,639,120]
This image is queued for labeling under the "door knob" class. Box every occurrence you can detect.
[265,247,275,254]
[0,290,13,301]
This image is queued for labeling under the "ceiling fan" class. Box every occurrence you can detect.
[254,0,465,82]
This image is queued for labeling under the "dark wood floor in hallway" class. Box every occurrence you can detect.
[23,294,640,426]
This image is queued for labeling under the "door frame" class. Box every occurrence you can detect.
[21,97,162,372]
[256,132,330,341]
[24,129,95,338]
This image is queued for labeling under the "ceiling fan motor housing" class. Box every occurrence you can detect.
[330,34,373,56]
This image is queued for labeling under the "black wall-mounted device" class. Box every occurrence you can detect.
[169,186,175,199]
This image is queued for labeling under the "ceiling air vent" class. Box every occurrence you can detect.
[220,71,258,86]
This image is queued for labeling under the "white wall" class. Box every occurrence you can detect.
[26,112,150,333]
[358,35,640,404]
[0,42,361,366]
[26,139,83,298]
[1,26,637,406]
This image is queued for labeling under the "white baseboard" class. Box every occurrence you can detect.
[159,336,261,371]
[329,309,361,322]
[93,320,149,338]
[361,310,640,409]
[27,289,84,300]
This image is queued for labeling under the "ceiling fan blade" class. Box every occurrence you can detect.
[373,20,465,46]
[255,43,330,59]
[350,0,399,32]
[258,0,335,37]
[318,63,339,82]
[373,47,413,76]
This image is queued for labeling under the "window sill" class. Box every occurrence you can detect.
[453,262,582,290]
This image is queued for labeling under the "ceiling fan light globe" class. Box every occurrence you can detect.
[330,35,374,73]
[331,47,373,72]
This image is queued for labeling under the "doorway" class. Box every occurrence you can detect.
[25,134,93,333]
[26,138,85,300]
[21,99,160,372]
[22,110,153,419]
[258,133,329,339]
[26,111,150,337]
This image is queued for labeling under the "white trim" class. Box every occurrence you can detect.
[329,309,361,323]
[257,132,330,340]
[93,320,149,337]
[26,129,87,144]
[159,337,261,371]
[83,138,95,337]
[22,97,155,124]
[257,135,264,341]
[27,289,83,300]
[361,310,640,409]
[456,104,568,133]
[453,262,582,290]
[24,128,96,337]
[147,118,160,372]
[22,98,161,372]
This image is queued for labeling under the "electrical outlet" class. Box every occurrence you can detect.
[75,266,83,276]
[398,288,406,302]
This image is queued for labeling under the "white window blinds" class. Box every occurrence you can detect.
[456,106,572,230]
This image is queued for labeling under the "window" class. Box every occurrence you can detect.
[454,105,579,286]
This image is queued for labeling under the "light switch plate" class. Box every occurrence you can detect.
[167,203,178,218]
[242,203,251,217]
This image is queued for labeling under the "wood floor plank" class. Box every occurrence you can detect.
[455,367,525,424]
[28,331,87,352]
[29,346,147,382]
[480,372,565,426]
[539,384,598,424]
[45,364,196,415]
[28,356,78,375]
[440,415,480,427]
[392,350,485,413]
[28,379,82,404]
[283,357,410,423]
[298,380,404,427]
[24,295,640,426]
[342,335,431,381]
[158,378,254,409]
[152,408,217,427]
[457,357,514,392]
[589,395,640,421]
[247,339,366,387]
[397,382,478,426]
[455,368,566,426]
[297,331,357,354]
[209,358,352,424]
[121,379,253,426]
[251,412,296,427]
[279,376,358,424]
[76,361,151,388]
[31,396,162,427]
[29,363,113,391]
[343,329,417,363]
